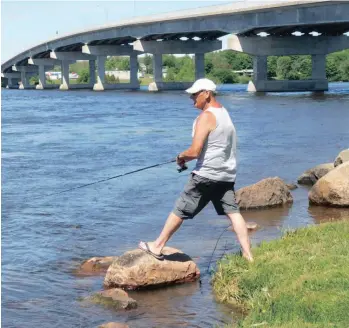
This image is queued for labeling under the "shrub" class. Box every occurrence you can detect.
[77,69,90,83]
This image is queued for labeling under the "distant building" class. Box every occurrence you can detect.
[105,70,143,79]
[46,72,79,80]
[233,69,253,76]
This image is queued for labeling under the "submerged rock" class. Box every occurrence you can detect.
[104,247,200,290]
[334,149,349,167]
[246,222,259,230]
[286,183,298,190]
[297,163,334,185]
[75,256,117,276]
[231,221,259,232]
[98,323,129,328]
[309,162,349,207]
[236,177,293,209]
[91,288,137,310]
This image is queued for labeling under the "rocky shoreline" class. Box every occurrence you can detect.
[77,148,348,327]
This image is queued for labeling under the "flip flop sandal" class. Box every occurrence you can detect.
[138,241,165,261]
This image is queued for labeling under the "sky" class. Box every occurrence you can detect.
[2,1,347,63]
[1,0,240,62]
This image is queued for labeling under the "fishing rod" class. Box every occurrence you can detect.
[33,158,188,200]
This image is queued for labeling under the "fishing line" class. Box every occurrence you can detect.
[206,225,231,274]
[29,158,187,200]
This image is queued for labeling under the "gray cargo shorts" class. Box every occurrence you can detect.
[173,173,240,219]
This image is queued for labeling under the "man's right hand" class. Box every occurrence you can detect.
[176,154,186,167]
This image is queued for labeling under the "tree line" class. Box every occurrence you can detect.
[23,49,349,86]
[95,50,349,84]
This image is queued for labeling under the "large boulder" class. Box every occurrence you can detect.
[297,163,334,185]
[104,247,200,290]
[309,162,349,207]
[236,177,293,209]
[334,149,349,167]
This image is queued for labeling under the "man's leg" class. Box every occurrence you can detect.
[227,212,253,262]
[139,212,183,256]
[139,174,209,257]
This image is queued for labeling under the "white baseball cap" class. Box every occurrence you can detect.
[185,78,217,94]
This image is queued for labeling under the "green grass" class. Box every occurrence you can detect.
[139,76,153,85]
[212,220,349,328]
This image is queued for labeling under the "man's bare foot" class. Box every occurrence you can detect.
[242,252,254,262]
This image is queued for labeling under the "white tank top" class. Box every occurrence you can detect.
[192,107,237,182]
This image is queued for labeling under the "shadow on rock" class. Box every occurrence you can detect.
[163,252,192,262]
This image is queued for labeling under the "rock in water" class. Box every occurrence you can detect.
[246,222,259,230]
[309,162,349,207]
[91,288,137,310]
[104,247,200,290]
[99,323,129,328]
[286,183,298,190]
[236,177,293,209]
[231,221,259,232]
[75,256,117,276]
[334,149,349,167]
[297,163,334,185]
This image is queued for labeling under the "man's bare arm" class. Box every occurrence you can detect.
[178,111,216,163]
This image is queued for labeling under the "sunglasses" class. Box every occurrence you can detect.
[191,90,205,97]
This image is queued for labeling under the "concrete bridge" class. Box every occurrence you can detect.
[1,0,349,92]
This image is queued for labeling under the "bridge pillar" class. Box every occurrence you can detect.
[153,54,163,84]
[93,56,106,91]
[60,61,70,90]
[36,65,58,89]
[130,53,140,90]
[312,54,326,80]
[195,53,205,80]
[1,77,8,88]
[148,54,163,91]
[19,71,31,89]
[36,65,47,90]
[247,56,268,92]
[89,60,96,86]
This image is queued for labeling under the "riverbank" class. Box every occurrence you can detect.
[2,85,349,327]
[213,220,349,327]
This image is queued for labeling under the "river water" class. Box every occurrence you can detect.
[2,83,349,328]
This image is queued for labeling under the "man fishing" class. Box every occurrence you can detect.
[139,78,253,262]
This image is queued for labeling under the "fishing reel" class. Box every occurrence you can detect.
[177,164,188,173]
